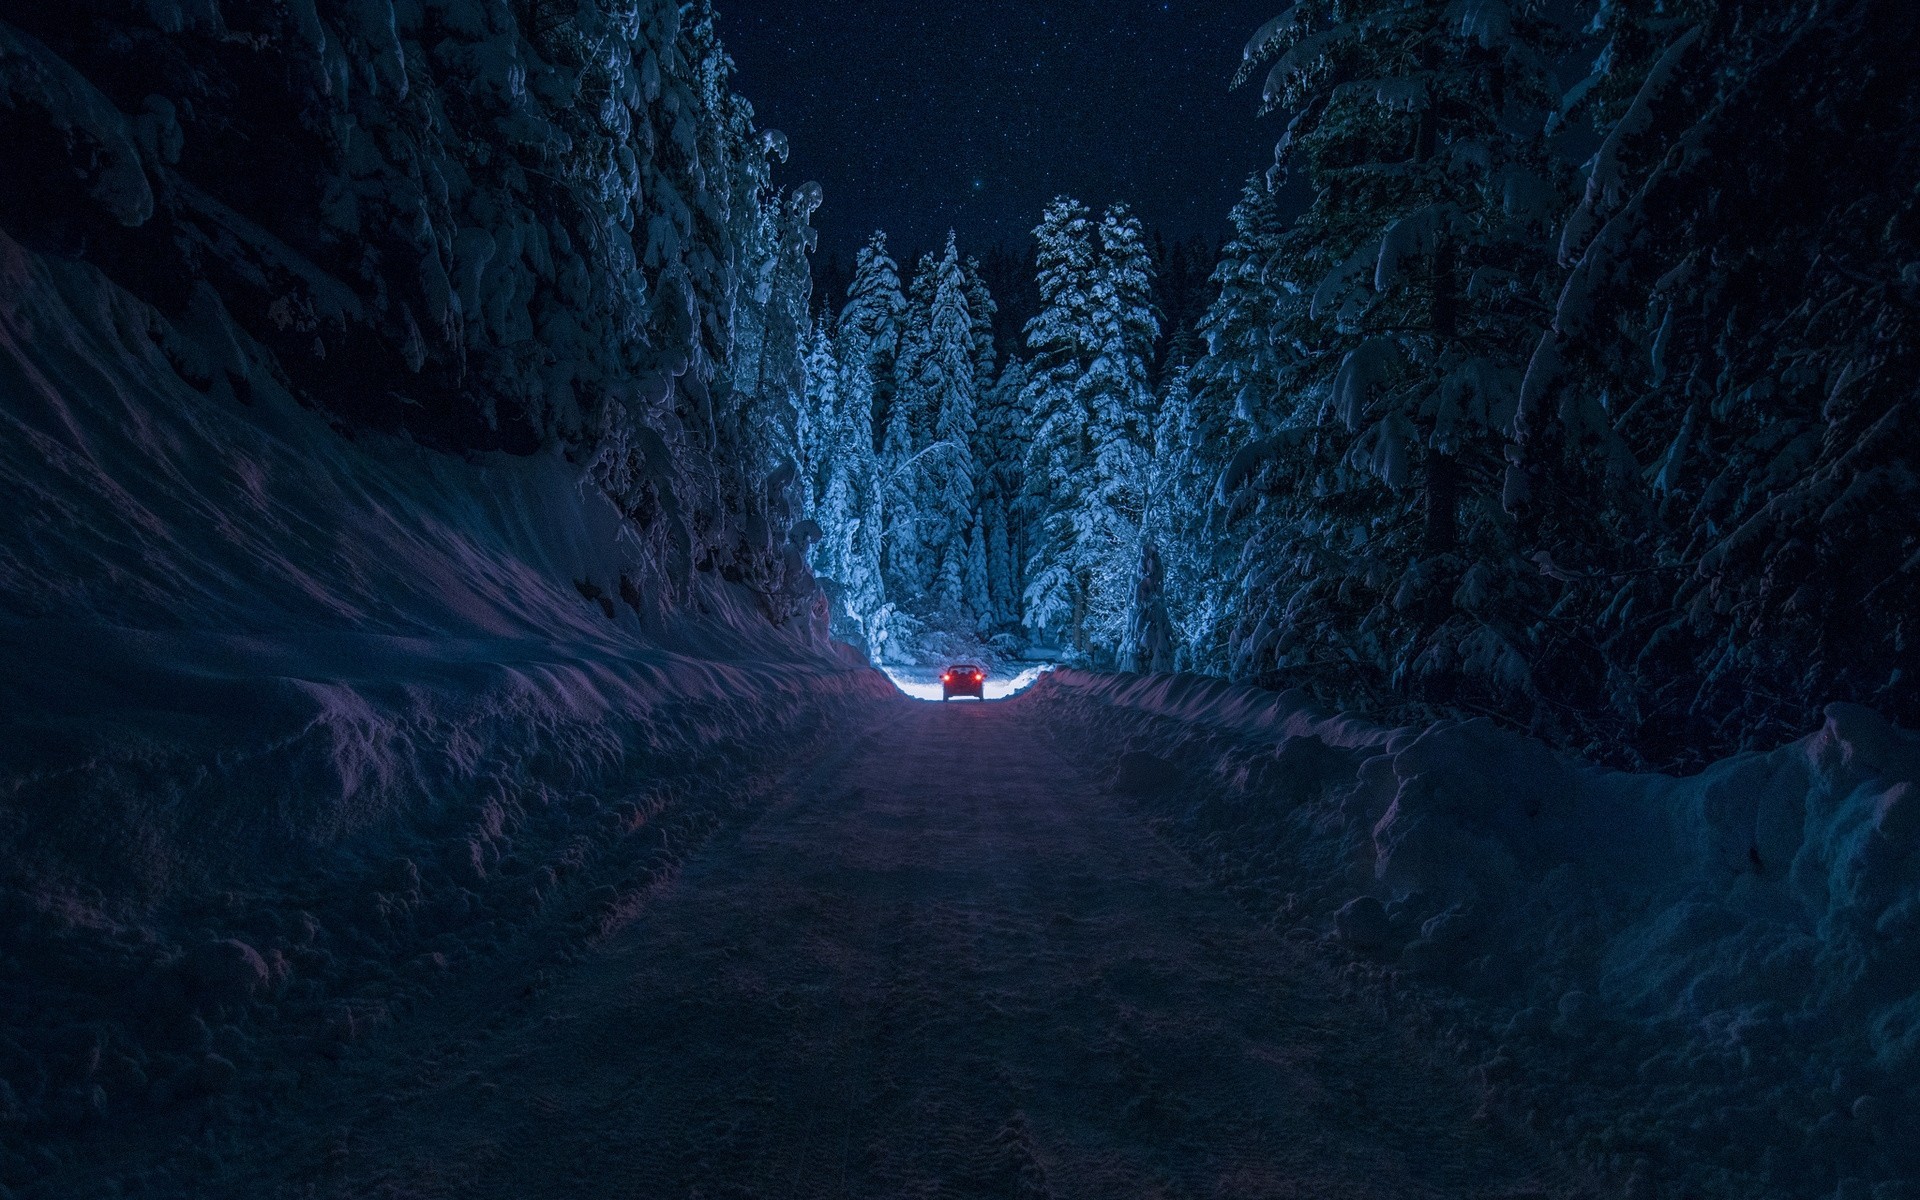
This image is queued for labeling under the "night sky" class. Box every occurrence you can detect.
[718,0,1285,265]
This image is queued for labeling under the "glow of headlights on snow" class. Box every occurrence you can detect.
[882,665,1050,702]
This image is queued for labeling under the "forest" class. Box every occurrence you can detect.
[767,0,1920,770]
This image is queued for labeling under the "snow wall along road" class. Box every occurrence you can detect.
[0,0,875,1175]
[1035,670,1920,1200]
[0,227,888,1157]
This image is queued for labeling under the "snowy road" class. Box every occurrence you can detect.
[224,691,1576,1199]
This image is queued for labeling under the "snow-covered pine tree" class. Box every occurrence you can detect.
[1510,0,1920,763]
[664,5,823,621]
[985,495,1019,628]
[1019,198,1100,651]
[802,309,880,646]
[963,518,994,632]
[893,250,941,442]
[802,235,908,650]
[1155,193,1264,677]
[874,248,942,604]
[736,179,821,485]
[848,457,888,642]
[1148,338,1234,673]
[1078,205,1162,656]
[916,233,981,615]
[840,233,908,451]
[1192,177,1289,436]
[1120,541,1175,675]
[1214,1,1569,708]
[963,256,1000,394]
[879,344,925,604]
[1020,200,1162,662]
[977,358,1030,629]
[813,450,861,632]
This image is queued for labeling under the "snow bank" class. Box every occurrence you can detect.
[0,229,886,1173]
[1034,669,1920,1198]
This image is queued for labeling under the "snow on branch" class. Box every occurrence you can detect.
[1333,338,1403,431]
[1559,25,1704,267]
[1235,5,1312,87]
[1262,24,1359,111]
[1374,204,1455,293]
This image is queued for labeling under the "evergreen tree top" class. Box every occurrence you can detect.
[840,230,908,360]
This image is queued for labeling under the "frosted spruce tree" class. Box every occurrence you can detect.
[962,518,994,630]
[795,320,839,522]
[824,233,908,645]
[1211,0,1569,708]
[839,232,908,448]
[976,358,1030,630]
[1508,0,1920,761]
[1019,200,1161,661]
[914,233,981,615]
[1146,331,1234,673]
[1159,180,1292,674]
[1019,198,1100,651]
[1081,206,1162,654]
[656,4,823,621]
[963,256,1000,395]
[880,279,930,603]
[802,317,887,646]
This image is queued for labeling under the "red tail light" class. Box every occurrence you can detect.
[941,673,952,683]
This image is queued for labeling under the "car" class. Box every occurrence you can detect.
[941,663,986,701]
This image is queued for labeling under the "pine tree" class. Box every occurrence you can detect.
[917,233,980,614]
[1506,0,1920,761]
[795,320,838,515]
[1121,542,1174,674]
[1212,2,1570,704]
[840,232,907,452]
[893,251,941,443]
[803,313,886,645]
[963,517,993,631]
[1019,198,1099,649]
[1146,353,1231,673]
[963,257,1000,392]
[1193,178,1289,431]
[976,359,1029,629]
[1019,199,1161,661]
[879,360,924,602]
[985,503,1017,628]
[1079,206,1161,654]
[847,418,889,646]
[1153,181,1285,674]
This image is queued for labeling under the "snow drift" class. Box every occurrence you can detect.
[0,223,884,1175]
[0,2,856,1187]
[1037,669,1920,1199]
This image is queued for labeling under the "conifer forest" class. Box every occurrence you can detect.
[781,2,1918,772]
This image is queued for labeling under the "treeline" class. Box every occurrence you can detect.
[786,0,1919,768]
[776,203,1176,666]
